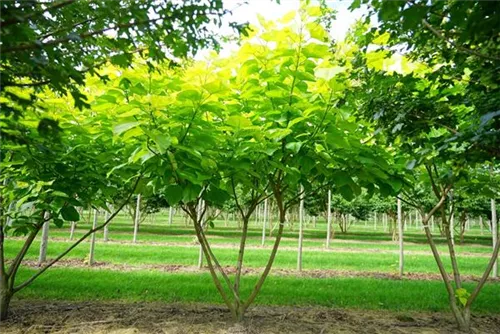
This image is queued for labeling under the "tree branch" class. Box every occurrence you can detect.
[12,174,142,292]
[421,19,500,62]
[3,17,163,53]
[0,0,76,28]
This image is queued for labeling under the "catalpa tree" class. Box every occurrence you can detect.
[106,4,404,321]
[349,0,500,330]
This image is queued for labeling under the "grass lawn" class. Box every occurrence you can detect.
[14,267,500,314]
[4,237,494,276]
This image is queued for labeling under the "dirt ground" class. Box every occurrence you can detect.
[2,301,499,334]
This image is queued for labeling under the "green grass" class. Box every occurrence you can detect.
[14,267,500,313]
[45,218,495,254]
[5,238,493,276]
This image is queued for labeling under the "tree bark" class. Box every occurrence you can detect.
[168,206,174,226]
[69,221,76,240]
[326,189,332,248]
[261,199,268,246]
[297,185,304,271]
[38,212,50,265]
[103,210,110,242]
[88,209,98,265]
[133,194,141,243]
[0,272,12,321]
[397,198,404,277]
[492,196,498,278]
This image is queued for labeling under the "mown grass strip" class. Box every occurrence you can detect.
[5,239,493,275]
[14,267,500,313]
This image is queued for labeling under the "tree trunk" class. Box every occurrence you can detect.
[0,275,12,321]
[88,209,98,265]
[261,199,268,246]
[326,189,332,248]
[69,221,76,240]
[450,302,471,332]
[103,210,110,242]
[492,196,498,278]
[480,216,483,235]
[168,206,174,226]
[397,198,404,277]
[297,185,304,271]
[133,194,141,243]
[38,213,50,265]
[459,212,467,245]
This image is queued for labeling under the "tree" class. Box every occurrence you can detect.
[0,92,142,320]
[0,1,247,320]
[0,0,244,124]
[106,3,403,321]
[349,1,500,330]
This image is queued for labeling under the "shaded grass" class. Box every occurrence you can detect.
[14,267,500,314]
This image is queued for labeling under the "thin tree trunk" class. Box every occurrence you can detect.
[492,196,498,278]
[243,191,286,312]
[168,206,174,226]
[69,221,76,240]
[0,275,11,321]
[326,189,332,248]
[261,199,268,246]
[38,212,50,265]
[442,205,462,289]
[268,201,273,237]
[297,185,304,271]
[133,194,141,243]
[0,206,11,320]
[234,215,250,298]
[103,208,110,242]
[88,209,98,265]
[398,198,403,277]
[197,200,204,269]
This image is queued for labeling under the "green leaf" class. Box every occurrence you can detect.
[153,134,171,153]
[306,22,327,41]
[53,218,65,228]
[164,185,183,205]
[332,170,352,187]
[204,186,230,205]
[455,288,470,307]
[110,53,131,67]
[302,43,330,58]
[183,184,202,203]
[285,142,303,154]
[60,205,80,221]
[51,190,69,198]
[339,185,354,201]
[177,90,201,101]
[402,5,428,31]
[114,122,141,136]
[226,115,252,129]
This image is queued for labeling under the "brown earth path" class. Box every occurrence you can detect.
[2,300,500,334]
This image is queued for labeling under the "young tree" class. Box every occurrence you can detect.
[350,1,500,329]
[107,4,403,321]
[0,96,142,320]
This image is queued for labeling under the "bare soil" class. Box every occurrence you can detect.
[2,300,499,334]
